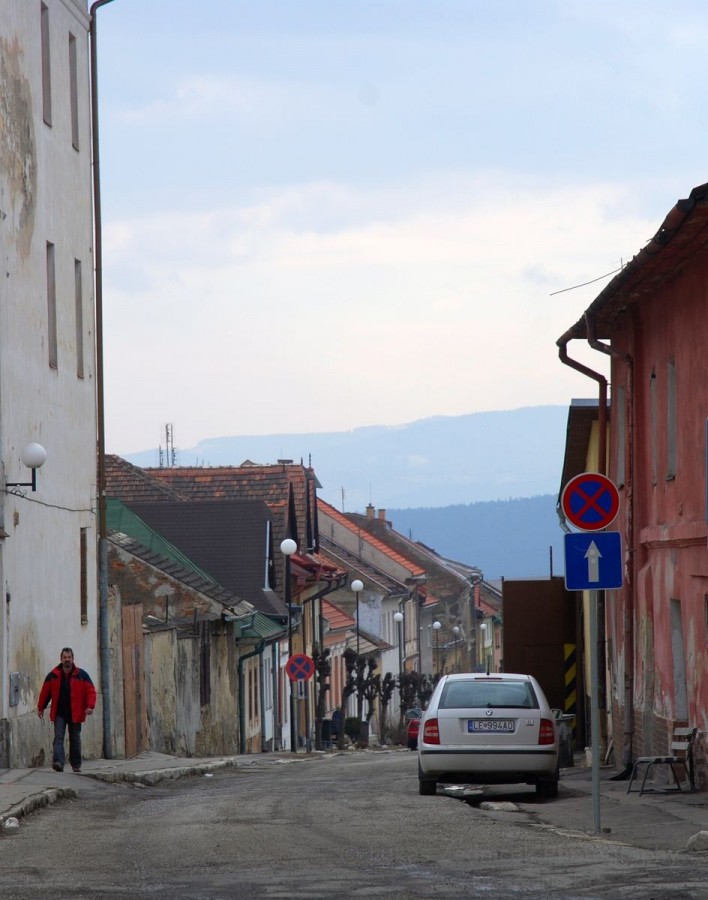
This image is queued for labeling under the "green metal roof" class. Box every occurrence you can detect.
[237,611,287,640]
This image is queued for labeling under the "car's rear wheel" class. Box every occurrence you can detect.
[419,778,436,795]
[418,761,437,795]
[536,778,559,799]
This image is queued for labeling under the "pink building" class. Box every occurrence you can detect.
[558,182,708,787]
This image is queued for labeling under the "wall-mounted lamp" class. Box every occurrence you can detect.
[5,443,47,493]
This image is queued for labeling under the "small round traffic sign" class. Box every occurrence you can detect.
[561,473,620,532]
[285,653,315,682]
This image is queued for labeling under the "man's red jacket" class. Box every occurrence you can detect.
[37,664,96,723]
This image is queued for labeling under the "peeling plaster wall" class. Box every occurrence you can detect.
[0,1,96,768]
[144,628,240,757]
[607,240,708,782]
[108,545,242,757]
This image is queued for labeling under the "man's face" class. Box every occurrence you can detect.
[61,651,74,671]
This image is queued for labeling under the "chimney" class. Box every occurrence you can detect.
[366,504,375,519]
[378,509,387,521]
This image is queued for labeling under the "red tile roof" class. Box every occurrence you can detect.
[106,455,188,502]
[323,598,355,631]
[318,498,426,578]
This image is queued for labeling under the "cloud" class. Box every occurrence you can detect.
[103,171,655,452]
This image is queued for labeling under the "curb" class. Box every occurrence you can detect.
[1,787,77,829]
[87,759,239,786]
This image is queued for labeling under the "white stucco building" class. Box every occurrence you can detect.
[0,0,99,766]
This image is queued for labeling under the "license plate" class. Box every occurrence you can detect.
[468,719,515,733]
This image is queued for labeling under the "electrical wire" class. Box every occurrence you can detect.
[550,266,623,296]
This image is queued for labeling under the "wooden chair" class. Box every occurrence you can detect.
[627,726,698,795]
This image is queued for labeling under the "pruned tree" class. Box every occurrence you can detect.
[379,672,396,741]
[338,647,358,749]
[417,673,436,709]
[398,671,422,722]
[312,644,331,751]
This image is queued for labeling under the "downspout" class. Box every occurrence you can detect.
[90,0,117,760]
[557,330,609,759]
[585,312,635,774]
[556,333,608,476]
[238,640,265,755]
[302,572,347,750]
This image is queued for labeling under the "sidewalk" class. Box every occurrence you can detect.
[521,760,708,852]
[1,750,706,852]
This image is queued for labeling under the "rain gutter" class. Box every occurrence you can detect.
[90,0,117,761]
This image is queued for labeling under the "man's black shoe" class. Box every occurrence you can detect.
[52,762,63,772]
[72,767,81,774]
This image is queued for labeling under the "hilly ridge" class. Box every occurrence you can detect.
[387,495,564,582]
[123,404,571,579]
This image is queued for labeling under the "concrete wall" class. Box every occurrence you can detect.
[0,0,98,768]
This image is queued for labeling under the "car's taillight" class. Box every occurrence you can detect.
[538,718,555,745]
[423,718,440,745]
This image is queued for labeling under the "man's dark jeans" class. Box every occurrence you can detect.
[53,716,82,770]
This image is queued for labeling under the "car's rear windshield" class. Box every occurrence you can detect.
[439,680,539,710]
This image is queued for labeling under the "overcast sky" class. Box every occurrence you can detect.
[97,0,708,455]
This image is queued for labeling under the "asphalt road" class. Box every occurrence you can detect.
[0,751,706,899]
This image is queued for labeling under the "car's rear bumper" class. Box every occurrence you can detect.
[419,746,558,779]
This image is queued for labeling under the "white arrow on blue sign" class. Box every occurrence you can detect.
[564,532,623,590]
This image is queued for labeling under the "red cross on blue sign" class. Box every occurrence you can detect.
[285,654,315,682]
[561,473,620,532]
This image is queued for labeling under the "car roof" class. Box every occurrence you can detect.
[441,673,533,682]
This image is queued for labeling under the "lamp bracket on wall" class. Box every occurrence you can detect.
[4,443,47,495]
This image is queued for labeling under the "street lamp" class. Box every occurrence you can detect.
[351,579,364,658]
[281,538,297,752]
[479,622,487,671]
[452,626,460,672]
[469,568,483,671]
[432,621,441,675]
[393,611,404,680]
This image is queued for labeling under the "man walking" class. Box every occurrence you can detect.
[37,647,96,773]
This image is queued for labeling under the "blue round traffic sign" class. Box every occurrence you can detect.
[561,473,620,531]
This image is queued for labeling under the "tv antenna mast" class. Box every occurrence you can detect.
[158,423,177,468]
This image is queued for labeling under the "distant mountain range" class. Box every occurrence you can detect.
[123,405,571,579]
[387,496,564,582]
[124,405,569,510]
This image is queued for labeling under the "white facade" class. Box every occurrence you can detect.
[0,0,98,766]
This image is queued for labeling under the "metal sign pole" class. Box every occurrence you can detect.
[589,588,601,833]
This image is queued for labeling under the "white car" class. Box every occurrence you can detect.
[417,673,560,798]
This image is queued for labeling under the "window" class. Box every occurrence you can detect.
[41,3,52,126]
[69,33,79,149]
[75,259,84,377]
[46,242,57,368]
[440,679,538,710]
[80,528,88,624]
[667,358,677,479]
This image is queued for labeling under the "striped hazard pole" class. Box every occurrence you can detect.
[564,643,577,734]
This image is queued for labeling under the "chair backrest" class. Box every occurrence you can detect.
[670,726,697,756]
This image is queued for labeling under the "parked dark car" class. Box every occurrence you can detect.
[405,707,422,750]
